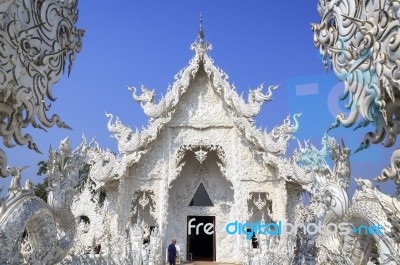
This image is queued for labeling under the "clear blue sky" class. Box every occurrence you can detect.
[1,0,397,196]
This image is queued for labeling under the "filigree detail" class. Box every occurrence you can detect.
[194,148,208,164]
[138,192,150,209]
[253,193,267,211]
[235,113,301,158]
[174,144,227,167]
[312,0,400,150]
[376,148,400,188]
[0,0,84,176]
[0,137,89,264]
[170,143,228,187]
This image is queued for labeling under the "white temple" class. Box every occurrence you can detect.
[70,22,309,263]
[1,2,400,264]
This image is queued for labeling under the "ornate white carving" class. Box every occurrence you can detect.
[138,192,150,210]
[253,193,267,212]
[170,143,228,187]
[312,0,400,150]
[5,11,400,264]
[0,0,84,176]
[235,113,302,157]
[312,2,400,263]
[194,148,208,164]
[0,136,90,264]
[376,148,400,188]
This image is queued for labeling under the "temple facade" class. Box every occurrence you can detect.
[1,2,399,263]
[68,25,312,264]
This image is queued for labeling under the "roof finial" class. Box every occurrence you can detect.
[198,13,204,42]
[191,13,212,55]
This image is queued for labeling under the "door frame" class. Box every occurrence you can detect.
[186,215,216,261]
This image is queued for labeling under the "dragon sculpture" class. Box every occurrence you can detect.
[296,136,351,221]
[129,80,278,122]
[236,113,302,158]
[293,134,336,174]
[243,135,352,264]
[316,177,400,265]
[249,133,398,264]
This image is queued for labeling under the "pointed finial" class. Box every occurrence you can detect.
[199,13,204,41]
[190,13,212,55]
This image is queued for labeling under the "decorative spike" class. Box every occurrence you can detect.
[199,13,204,41]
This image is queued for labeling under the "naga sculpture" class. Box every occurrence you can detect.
[129,85,178,120]
[261,113,302,155]
[86,113,164,188]
[0,0,84,263]
[225,83,278,119]
[0,0,84,176]
[0,137,90,264]
[311,0,400,263]
[297,136,351,222]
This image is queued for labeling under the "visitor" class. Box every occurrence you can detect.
[168,239,177,265]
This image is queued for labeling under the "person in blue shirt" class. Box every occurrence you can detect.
[168,239,177,265]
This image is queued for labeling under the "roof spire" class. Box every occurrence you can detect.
[190,13,212,56]
[199,13,204,42]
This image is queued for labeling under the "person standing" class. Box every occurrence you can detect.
[168,239,177,265]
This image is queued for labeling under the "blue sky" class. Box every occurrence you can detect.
[0,0,397,196]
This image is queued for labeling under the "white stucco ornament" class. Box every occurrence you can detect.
[0,0,84,177]
[1,6,399,264]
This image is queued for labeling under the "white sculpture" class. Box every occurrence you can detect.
[312,0,400,264]
[61,18,361,265]
[0,0,84,176]
[1,2,399,264]
[0,136,90,264]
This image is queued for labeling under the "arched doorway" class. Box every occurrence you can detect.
[166,145,234,262]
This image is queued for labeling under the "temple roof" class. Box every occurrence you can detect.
[127,28,277,123]
[88,24,306,188]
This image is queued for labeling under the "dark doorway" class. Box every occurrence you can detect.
[187,216,215,261]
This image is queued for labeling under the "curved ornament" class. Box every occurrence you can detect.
[312,0,400,150]
[0,137,89,264]
[0,0,84,176]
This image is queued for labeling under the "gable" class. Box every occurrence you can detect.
[168,67,234,128]
[101,33,301,187]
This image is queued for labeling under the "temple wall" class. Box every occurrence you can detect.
[113,67,289,263]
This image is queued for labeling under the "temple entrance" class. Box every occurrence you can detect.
[165,149,234,262]
[187,216,215,261]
